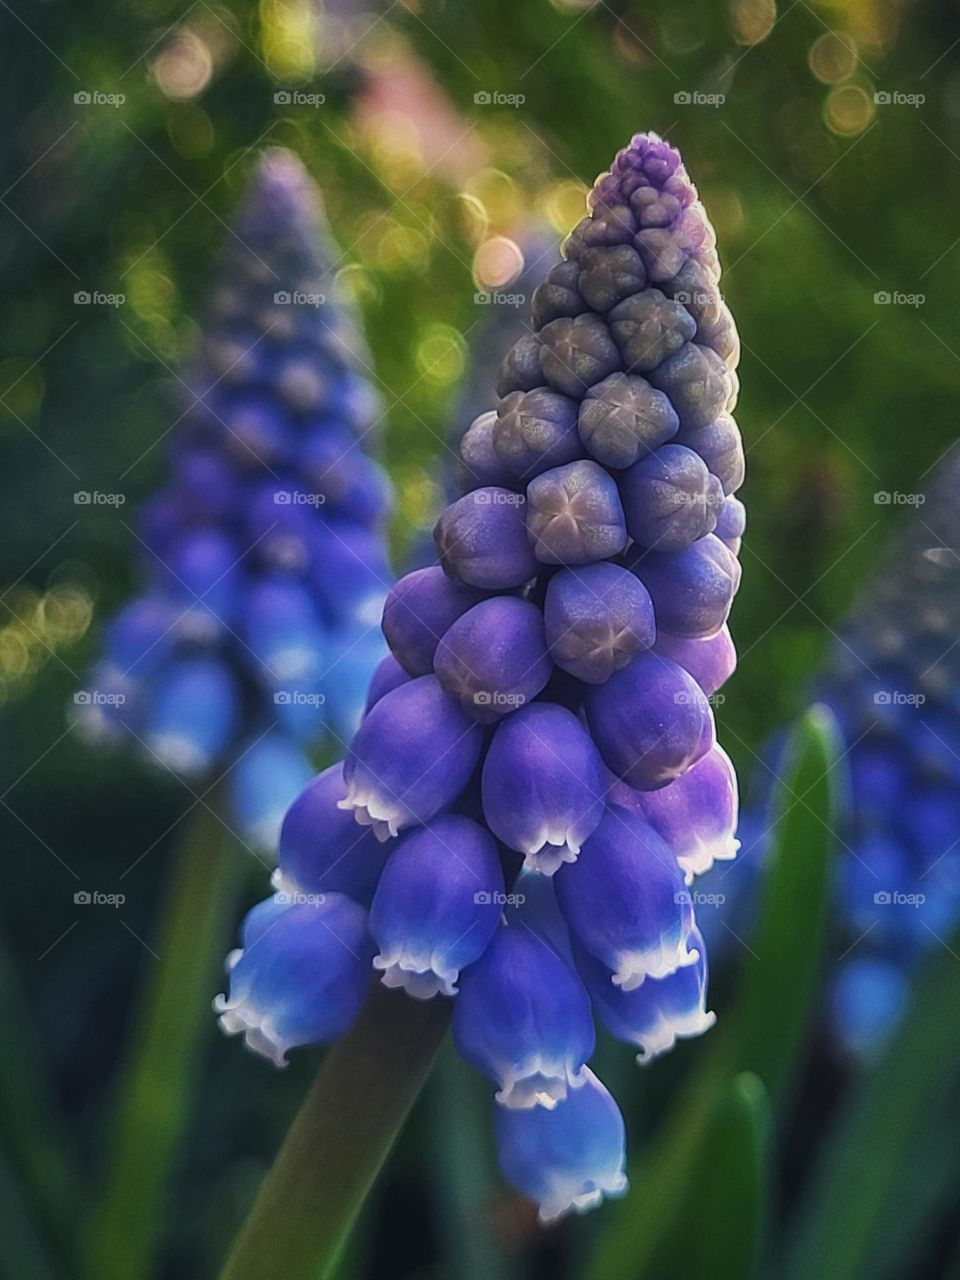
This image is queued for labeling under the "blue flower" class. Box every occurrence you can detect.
[74,148,393,856]
[219,132,743,1218]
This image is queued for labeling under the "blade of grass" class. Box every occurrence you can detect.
[684,1073,772,1280]
[218,983,450,1280]
[82,797,250,1280]
[732,702,841,1102]
[585,706,841,1280]
[782,924,960,1280]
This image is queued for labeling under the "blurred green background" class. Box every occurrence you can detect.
[3,0,960,1277]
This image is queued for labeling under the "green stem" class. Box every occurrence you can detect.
[82,798,249,1280]
[219,984,450,1280]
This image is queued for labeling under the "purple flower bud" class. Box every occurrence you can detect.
[649,343,730,430]
[494,387,582,481]
[170,445,236,520]
[585,652,715,789]
[578,372,679,470]
[610,745,739,880]
[494,1067,628,1222]
[299,427,393,526]
[214,894,373,1065]
[481,703,605,873]
[715,495,746,553]
[435,489,539,589]
[496,334,546,397]
[365,653,412,711]
[433,597,552,723]
[229,732,315,855]
[565,202,637,256]
[619,444,724,552]
[526,460,627,565]
[543,563,655,684]
[368,815,503,998]
[341,675,484,840]
[577,244,647,312]
[531,260,588,327]
[145,656,240,774]
[573,929,715,1063]
[555,804,696,987]
[458,410,517,490]
[653,625,737,696]
[676,413,744,495]
[538,315,622,397]
[453,926,595,1108]
[274,762,391,904]
[382,566,486,676]
[608,289,695,373]
[632,534,741,638]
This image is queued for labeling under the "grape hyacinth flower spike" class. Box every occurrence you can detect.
[730,447,960,1054]
[74,148,393,856]
[217,131,744,1225]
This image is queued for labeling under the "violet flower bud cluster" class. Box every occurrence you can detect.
[216,133,745,1221]
[74,149,393,854]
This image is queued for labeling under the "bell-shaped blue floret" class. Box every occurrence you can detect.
[214,894,373,1065]
[610,744,739,881]
[309,520,391,630]
[526,460,627,565]
[555,803,696,988]
[229,731,315,856]
[382,566,486,676]
[585,651,715,790]
[163,528,244,642]
[433,597,552,722]
[543,562,655,684]
[245,575,326,686]
[494,1067,628,1222]
[481,703,604,873]
[368,815,503,998]
[341,675,484,840]
[103,595,176,680]
[274,761,390,905]
[573,927,714,1063]
[453,925,595,1108]
[144,656,240,775]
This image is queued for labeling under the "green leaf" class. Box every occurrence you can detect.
[732,702,842,1102]
[82,799,250,1280]
[585,705,841,1280]
[782,925,960,1280]
[218,984,449,1280]
[684,1073,773,1280]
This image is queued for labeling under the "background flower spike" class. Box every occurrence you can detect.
[74,147,395,857]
